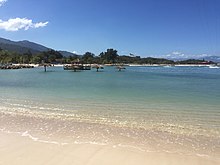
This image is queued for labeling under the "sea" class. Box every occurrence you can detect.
[0,66,219,161]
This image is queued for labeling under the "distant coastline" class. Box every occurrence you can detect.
[2,62,219,70]
[1,37,219,66]
[10,63,219,67]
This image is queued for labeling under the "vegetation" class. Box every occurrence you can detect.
[0,47,215,65]
[0,49,63,64]
[175,59,215,65]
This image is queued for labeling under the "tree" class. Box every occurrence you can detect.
[82,52,95,64]
[32,55,42,64]
[99,49,118,64]
[0,50,12,64]
[38,49,63,63]
[23,50,33,64]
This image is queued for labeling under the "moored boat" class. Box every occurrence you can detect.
[209,65,219,69]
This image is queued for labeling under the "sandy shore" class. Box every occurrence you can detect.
[0,132,219,165]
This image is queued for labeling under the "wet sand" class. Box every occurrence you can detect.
[0,132,219,165]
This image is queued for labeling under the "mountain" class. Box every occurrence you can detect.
[164,55,220,63]
[0,37,49,54]
[201,56,220,63]
[0,37,78,57]
[16,40,49,52]
[58,51,79,57]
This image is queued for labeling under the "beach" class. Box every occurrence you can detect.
[1,0,220,163]
[1,131,219,165]
[0,102,219,165]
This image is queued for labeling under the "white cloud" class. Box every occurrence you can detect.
[0,18,48,31]
[166,54,171,57]
[0,0,7,7]
[72,51,78,54]
[34,22,49,28]
[162,51,214,60]
[166,51,185,57]
[172,51,182,55]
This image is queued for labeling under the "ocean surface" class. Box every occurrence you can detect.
[0,66,220,160]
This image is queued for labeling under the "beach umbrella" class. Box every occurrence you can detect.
[92,65,104,72]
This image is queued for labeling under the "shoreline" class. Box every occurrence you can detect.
[0,131,219,165]
[10,63,218,68]
[0,109,220,165]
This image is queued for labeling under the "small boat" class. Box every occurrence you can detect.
[209,65,219,69]
[163,64,175,68]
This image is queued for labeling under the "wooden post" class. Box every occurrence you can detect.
[44,64,47,72]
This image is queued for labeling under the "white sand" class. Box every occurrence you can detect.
[0,132,219,165]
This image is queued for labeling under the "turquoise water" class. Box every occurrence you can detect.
[0,66,220,159]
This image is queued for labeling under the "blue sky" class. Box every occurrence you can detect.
[0,0,220,57]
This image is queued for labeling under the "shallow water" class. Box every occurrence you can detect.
[0,66,220,160]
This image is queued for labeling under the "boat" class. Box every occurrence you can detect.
[209,65,219,69]
[162,64,175,68]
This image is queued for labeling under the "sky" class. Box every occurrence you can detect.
[0,0,220,58]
